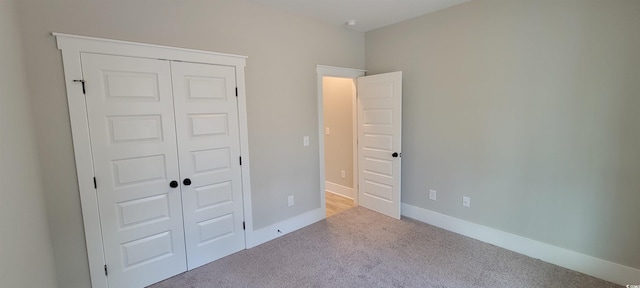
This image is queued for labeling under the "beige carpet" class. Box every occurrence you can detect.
[149,206,621,288]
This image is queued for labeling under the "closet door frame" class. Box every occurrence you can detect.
[55,33,254,288]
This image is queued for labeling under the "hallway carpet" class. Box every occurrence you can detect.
[148,206,620,288]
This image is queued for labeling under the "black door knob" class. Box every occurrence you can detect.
[392,152,399,158]
[169,180,178,188]
[183,178,192,186]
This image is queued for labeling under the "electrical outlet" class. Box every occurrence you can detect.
[288,195,294,207]
[325,127,330,135]
[303,136,309,147]
[429,189,437,201]
[341,170,346,178]
[462,196,470,207]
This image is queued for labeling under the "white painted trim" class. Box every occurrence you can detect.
[401,203,640,286]
[350,79,359,205]
[317,70,327,216]
[235,66,256,248]
[317,65,366,77]
[53,32,247,62]
[316,65,365,216]
[55,33,254,288]
[58,47,108,288]
[246,208,325,248]
[325,181,354,199]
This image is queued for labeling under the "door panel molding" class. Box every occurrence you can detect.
[55,33,252,288]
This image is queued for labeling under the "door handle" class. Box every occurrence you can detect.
[183,178,192,186]
[392,152,400,158]
[169,180,179,188]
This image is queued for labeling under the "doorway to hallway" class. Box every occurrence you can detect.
[322,76,358,217]
[317,65,404,220]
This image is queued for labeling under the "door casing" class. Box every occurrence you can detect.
[55,33,254,288]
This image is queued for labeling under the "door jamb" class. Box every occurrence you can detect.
[55,33,253,288]
[316,65,365,215]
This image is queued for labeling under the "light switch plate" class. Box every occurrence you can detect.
[303,136,309,146]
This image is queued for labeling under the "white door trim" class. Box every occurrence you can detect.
[55,33,253,288]
[316,65,365,215]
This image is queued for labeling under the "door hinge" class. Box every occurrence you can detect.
[239,156,242,166]
[73,79,86,94]
[93,177,97,189]
[242,221,245,230]
[235,87,238,97]
[104,265,108,276]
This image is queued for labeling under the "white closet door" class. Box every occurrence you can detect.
[82,53,187,288]
[171,62,246,270]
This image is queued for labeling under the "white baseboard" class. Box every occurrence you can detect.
[246,208,325,249]
[401,203,640,286]
[325,181,354,199]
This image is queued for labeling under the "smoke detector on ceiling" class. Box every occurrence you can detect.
[345,20,357,26]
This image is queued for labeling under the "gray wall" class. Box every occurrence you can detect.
[366,0,640,269]
[323,77,354,188]
[16,0,364,287]
[0,0,58,287]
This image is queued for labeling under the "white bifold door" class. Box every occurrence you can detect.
[357,71,403,219]
[82,53,245,287]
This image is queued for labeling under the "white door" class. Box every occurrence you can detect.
[171,62,246,269]
[357,71,403,219]
[82,53,187,287]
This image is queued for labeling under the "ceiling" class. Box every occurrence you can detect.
[248,0,471,32]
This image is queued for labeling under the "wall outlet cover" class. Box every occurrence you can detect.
[463,196,471,207]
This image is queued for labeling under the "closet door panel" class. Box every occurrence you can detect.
[82,53,187,288]
[171,62,245,270]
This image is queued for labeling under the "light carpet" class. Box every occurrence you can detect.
[149,206,620,288]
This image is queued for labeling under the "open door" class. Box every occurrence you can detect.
[357,71,402,219]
